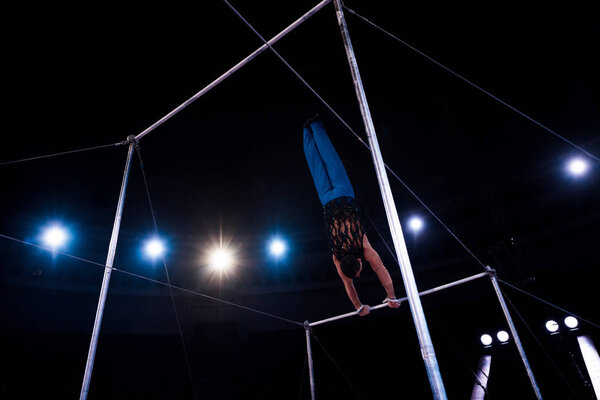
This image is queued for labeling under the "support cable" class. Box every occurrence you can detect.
[382,166,488,270]
[0,141,126,166]
[221,0,369,149]
[341,5,600,164]
[310,332,363,399]
[0,233,303,328]
[135,146,199,400]
[498,285,583,399]
[362,205,399,265]
[365,170,599,335]
[221,0,489,274]
[498,279,599,329]
[133,0,331,142]
[298,354,308,400]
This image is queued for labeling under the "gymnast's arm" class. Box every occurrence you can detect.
[362,235,400,307]
[333,255,370,316]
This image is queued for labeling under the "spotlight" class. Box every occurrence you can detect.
[567,157,589,176]
[480,334,493,346]
[144,238,165,259]
[545,320,560,333]
[564,316,579,330]
[209,248,234,271]
[41,224,69,250]
[408,216,424,232]
[497,330,510,344]
[269,238,287,258]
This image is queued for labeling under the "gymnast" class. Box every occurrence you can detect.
[303,117,401,316]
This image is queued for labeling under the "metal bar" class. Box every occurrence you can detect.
[134,0,331,141]
[305,322,316,400]
[487,266,543,399]
[310,272,487,327]
[331,2,447,398]
[79,136,137,400]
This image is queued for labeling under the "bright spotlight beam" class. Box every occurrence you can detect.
[545,320,559,333]
[567,157,589,176]
[144,238,165,259]
[41,225,68,250]
[209,248,234,271]
[408,216,424,232]
[565,316,579,329]
[480,334,493,346]
[269,238,287,257]
[497,330,510,343]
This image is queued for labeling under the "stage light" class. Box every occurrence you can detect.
[209,248,234,271]
[269,238,287,258]
[480,334,493,346]
[545,320,559,333]
[567,157,589,176]
[471,355,492,399]
[144,238,165,259]
[41,224,69,250]
[576,335,600,396]
[497,330,510,343]
[408,216,423,232]
[564,316,579,330]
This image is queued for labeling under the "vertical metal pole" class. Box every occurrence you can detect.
[486,266,543,399]
[331,1,447,398]
[79,136,137,400]
[304,321,316,400]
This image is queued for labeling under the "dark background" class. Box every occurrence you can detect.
[1,1,598,399]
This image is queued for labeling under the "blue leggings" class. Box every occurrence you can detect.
[303,120,355,206]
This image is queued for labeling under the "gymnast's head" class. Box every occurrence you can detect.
[340,254,363,279]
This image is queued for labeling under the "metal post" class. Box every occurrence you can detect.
[304,321,316,400]
[331,1,447,398]
[486,266,543,399]
[79,136,137,400]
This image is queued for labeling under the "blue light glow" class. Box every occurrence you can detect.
[408,216,424,232]
[144,238,166,259]
[268,238,287,258]
[40,223,69,250]
[567,157,590,177]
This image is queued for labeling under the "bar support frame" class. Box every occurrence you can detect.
[79,136,137,400]
[304,321,317,400]
[486,266,543,399]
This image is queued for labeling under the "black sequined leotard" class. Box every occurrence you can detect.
[323,197,365,260]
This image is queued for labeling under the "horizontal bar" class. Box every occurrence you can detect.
[135,0,331,141]
[309,271,488,327]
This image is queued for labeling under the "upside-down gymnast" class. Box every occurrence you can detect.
[303,117,401,316]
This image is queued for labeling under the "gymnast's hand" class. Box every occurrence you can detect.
[384,297,401,308]
[357,304,371,316]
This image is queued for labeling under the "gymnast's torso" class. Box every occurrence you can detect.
[323,197,365,260]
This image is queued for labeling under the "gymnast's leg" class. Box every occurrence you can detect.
[303,119,354,205]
